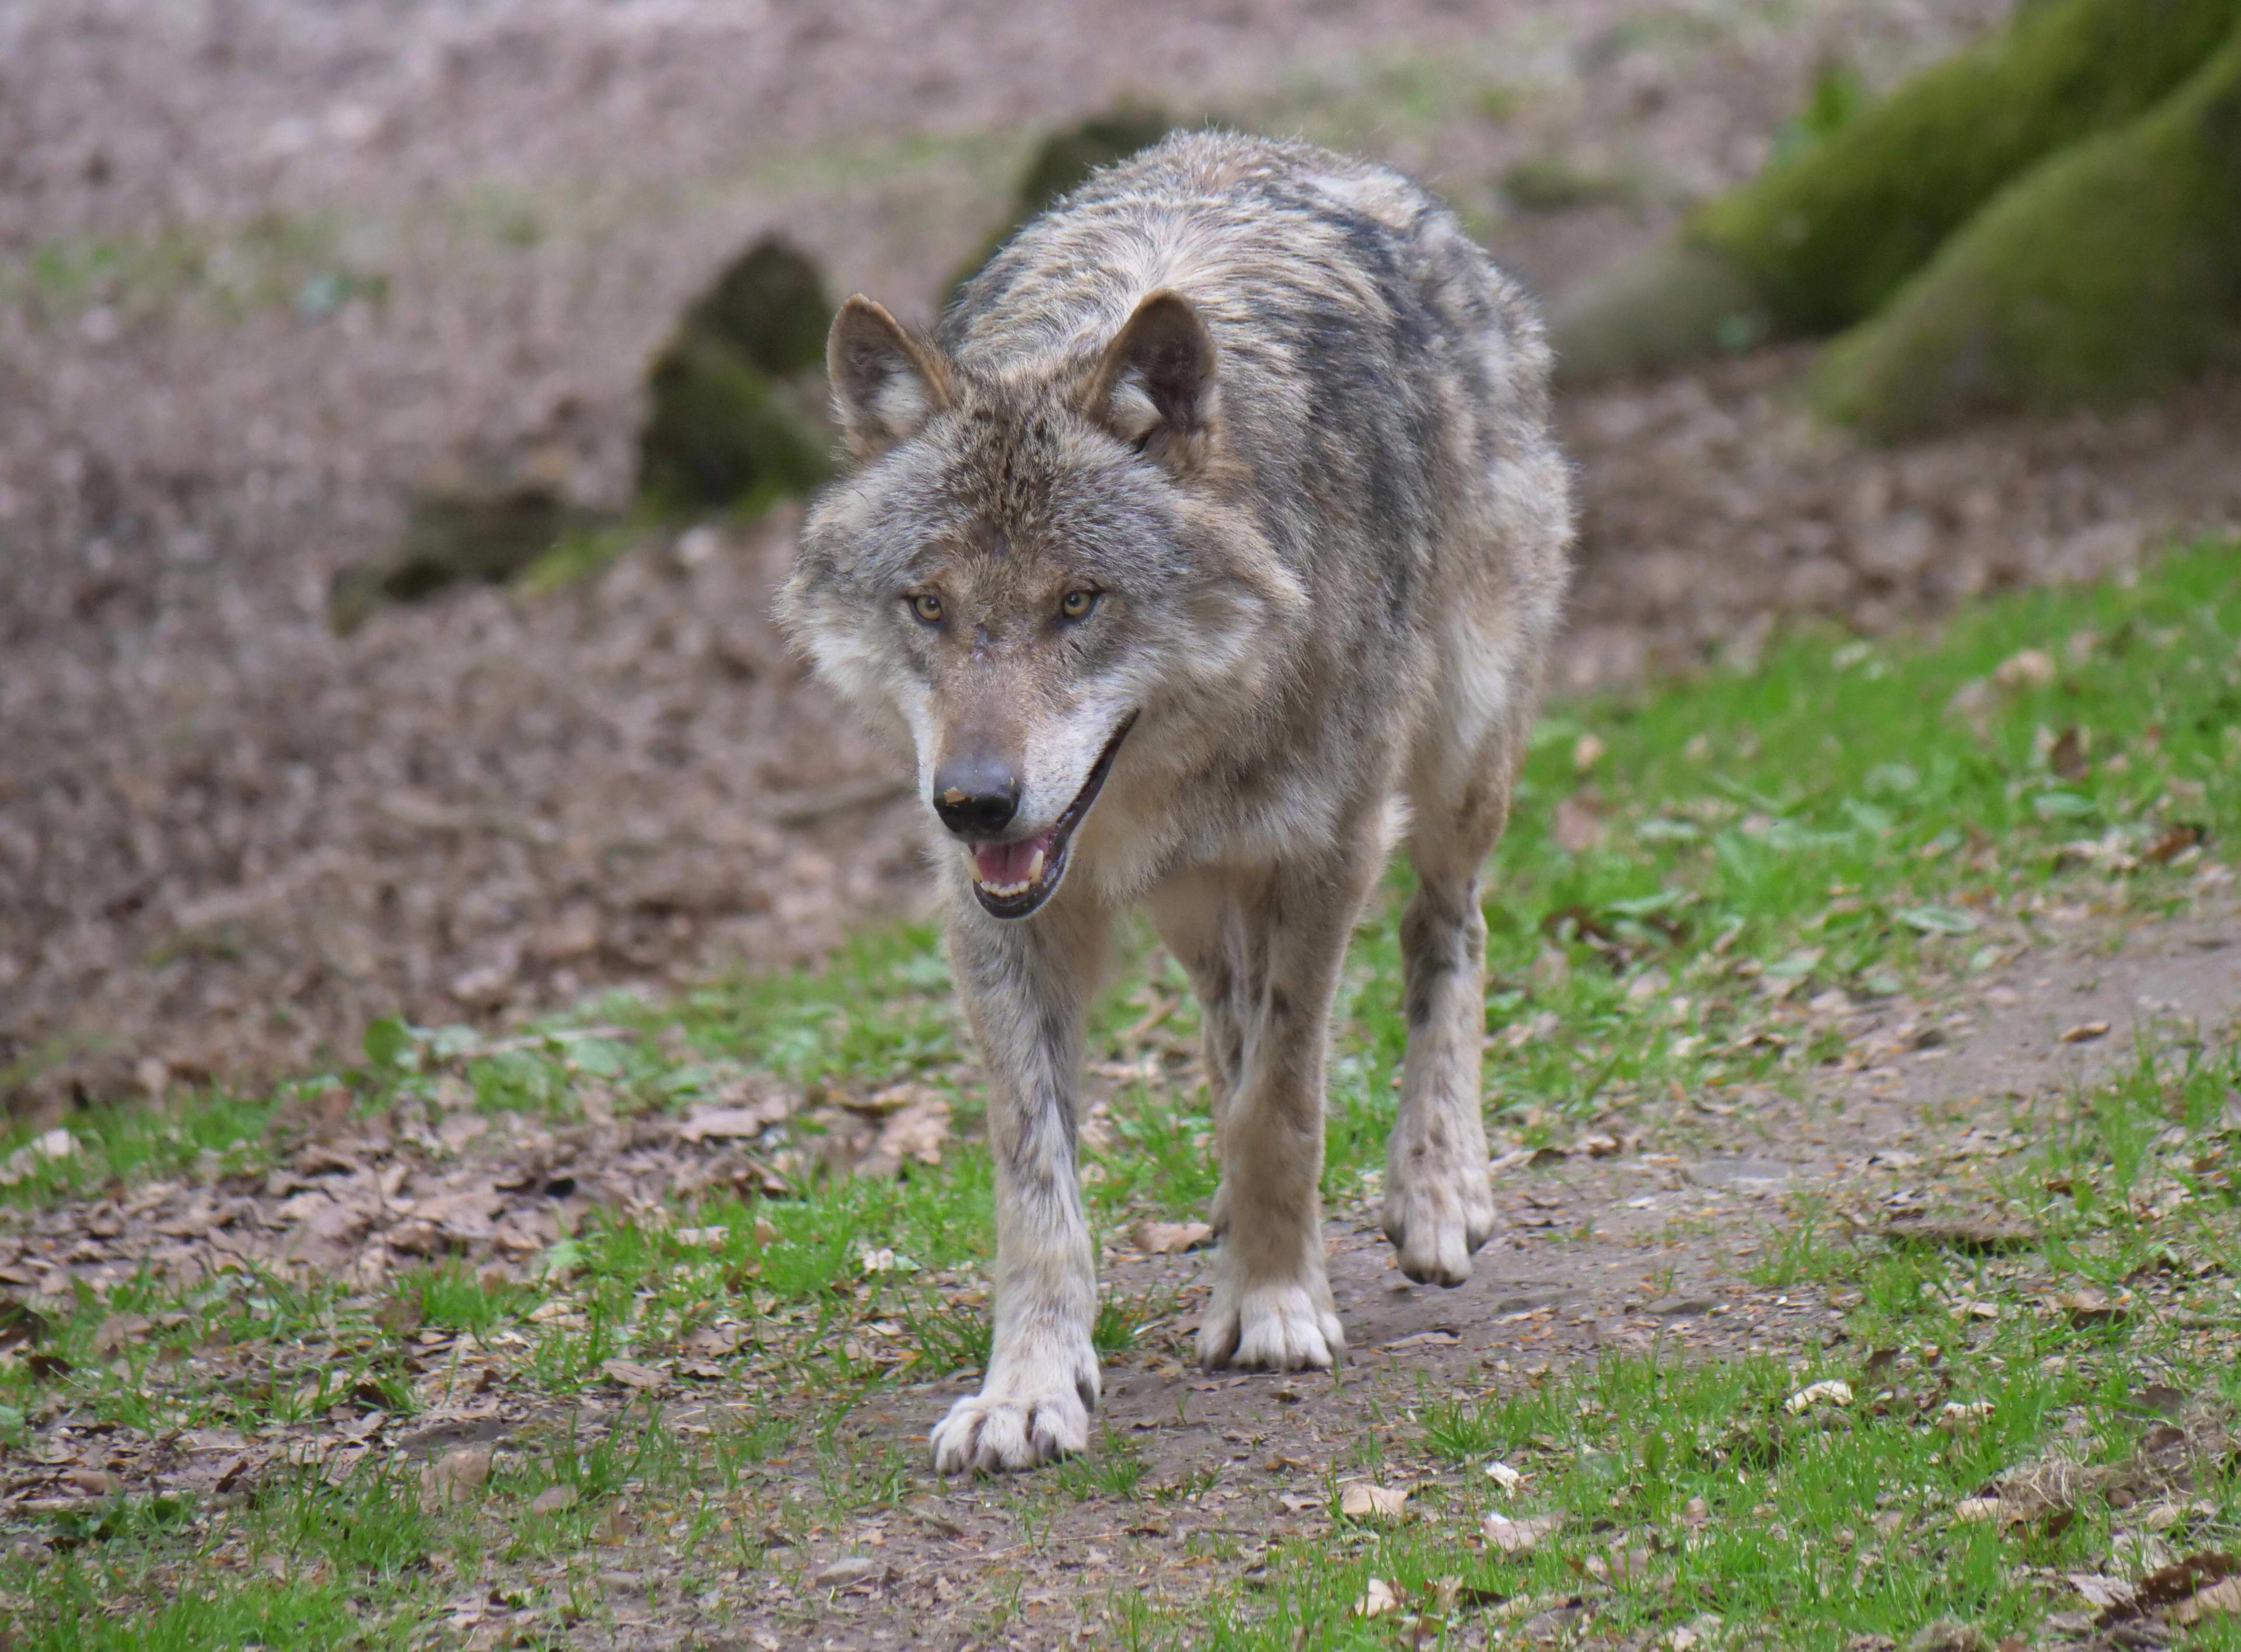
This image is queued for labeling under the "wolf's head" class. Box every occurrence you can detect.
[780,289,1301,920]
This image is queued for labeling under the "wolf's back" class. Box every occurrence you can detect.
[942,131,1556,644]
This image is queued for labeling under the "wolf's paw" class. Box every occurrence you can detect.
[1198,1277,1345,1371]
[1382,1164,1495,1287]
[929,1356,1096,1475]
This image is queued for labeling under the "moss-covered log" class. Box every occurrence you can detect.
[1551,0,2241,380]
[1813,27,2241,436]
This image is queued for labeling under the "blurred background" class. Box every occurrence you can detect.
[5,0,2239,1120]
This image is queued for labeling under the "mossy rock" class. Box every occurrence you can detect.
[1698,0,2238,333]
[1813,25,2241,437]
[636,236,836,514]
[943,107,1174,310]
[637,333,832,514]
[330,488,576,634]
[1552,0,2241,380]
[676,236,833,379]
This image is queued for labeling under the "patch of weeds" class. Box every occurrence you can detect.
[900,1290,992,1374]
[1049,1431,1149,1500]
[1750,1192,1863,1288]
[391,1259,530,1337]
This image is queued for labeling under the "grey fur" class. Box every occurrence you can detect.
[779,132,1572,1474]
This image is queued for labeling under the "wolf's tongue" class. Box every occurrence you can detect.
[972,829,1056,888]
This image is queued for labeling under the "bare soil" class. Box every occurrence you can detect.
[8,0,2241,1118]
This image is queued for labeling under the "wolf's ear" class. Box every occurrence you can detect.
[828,296,953,461]
[1084,290,1217,473]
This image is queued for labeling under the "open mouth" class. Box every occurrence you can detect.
[967,714,1136,920]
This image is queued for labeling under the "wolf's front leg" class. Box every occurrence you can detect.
[1196,847,1378,1371]
[929,892,1108,1475]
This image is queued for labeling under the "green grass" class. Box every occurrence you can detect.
[5,539,2240,1644]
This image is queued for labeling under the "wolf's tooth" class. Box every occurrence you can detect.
[1025,847,1045,885]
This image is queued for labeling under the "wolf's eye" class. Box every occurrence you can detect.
[908,593,945,624]
[1059,589,1098,621]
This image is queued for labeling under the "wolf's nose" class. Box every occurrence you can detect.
[930,759,1020,838]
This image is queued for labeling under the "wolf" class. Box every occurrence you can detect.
[779,131,1572,1473]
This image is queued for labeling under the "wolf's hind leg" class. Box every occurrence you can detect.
[930,891,1109,1474]
[1384,735,1514,1286]
[1193,847,1377,1370]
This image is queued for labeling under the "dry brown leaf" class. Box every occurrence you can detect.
[2134,1551,2240,1614]
[1483,1511,1562,1553]
[601,1357,669,1392]
[1786,1379,1853,1413]
[529,1483,578,1515]
[1134,1221,1213,1255]
[2059,1021,2111,1045]
[2146,823,2207,864]
[1992,648,2055,690]
[2069,1573,2134,1612]
[1583,1545,1653,1585]
[1340,1483,1409,1520]
[2168,1575,2241,1626]
[862,1094,950,1176]
[0,1298,50,1350]
[2056,1288,2126,1326]
[677,1095,794,1141]
[812,1554,884,1588]
[1357,1577,1401,1618]
[420,1447,491,1510]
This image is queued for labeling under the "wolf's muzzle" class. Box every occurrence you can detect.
[964,713,1136,921]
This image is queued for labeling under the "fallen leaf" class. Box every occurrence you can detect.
[1384,1330,1459,1350]
[1486,1459,1524,1491]
[2049,727,2090,781]
[1993,648,2055,691]
[2057,1288,2126,1326]
[1341,1483,1409,1520]
[0,1298,50,1350]
[2169,1575,2241,1626]
[2068,1573,2133,1613]
[2059,1021,2111,1045]
[420,1447,491,1510]
[1572,734,1607,776]
[813,1555,885,1588]
[600,1358,668,1392]
[529,1484,578,1516]
[677,1096,794,1141]
[375,1290,424,1337]
[1134,1221,1213,1255]
[65,1468,122,1496]
[1358,1577,1401,1618]
[1954,1497,2004,1522]
[1584,1545,1653,1585]
[1483,1511,1562,1553]
[2145,824,2207,864]
[2135,1551,2239,1613]
[858,1092,950,1177]
[0,1128,75,1186]
[1786,1379,1853,1414]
